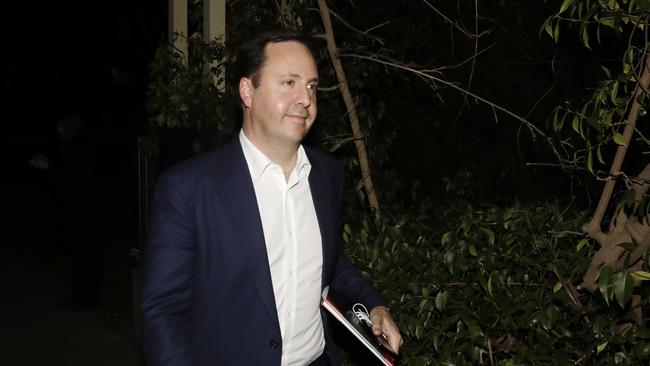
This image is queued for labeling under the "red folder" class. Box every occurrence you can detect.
[321,287,395,366]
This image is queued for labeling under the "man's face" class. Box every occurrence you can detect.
[240,41,318,149]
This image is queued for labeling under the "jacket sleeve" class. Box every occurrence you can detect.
[330,250,386,310]
[140,169,196,366]
[328,164,386,310]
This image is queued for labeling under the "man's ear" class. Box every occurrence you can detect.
[239,77,253,108]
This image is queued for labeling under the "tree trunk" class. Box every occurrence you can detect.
[581,54,650,291]
[581,163,650,290]
[583,53,650,237]
[317,0,381,225]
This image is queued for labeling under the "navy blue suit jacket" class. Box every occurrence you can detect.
[141,140,385,366]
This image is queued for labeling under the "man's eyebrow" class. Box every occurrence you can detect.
[283,73,319,83]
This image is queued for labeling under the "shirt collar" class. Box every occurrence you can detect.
[239,130,311,182]
[294,143,311,181]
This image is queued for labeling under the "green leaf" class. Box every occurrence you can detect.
[415,324,424,339]
[545,305,560,327]
[487,274,494,297]
[631,271,650,281]
[614,271,634,308]
[611,81,619,102]
[418,299,429,314]
[468,245,478,257]
[435,291,448,311]
[598,265,613,305]
[441,231,453,246]
[421,287,430,297]
[543,18,554,39]
[552,110,559,130]
[601,17,615,28]
[585,115,601,130]
[613,133,626,146]
[581,26,591,49]
[576,237,590,252]
[597,145,606,164]
[597,341,609,354]
[480,227,495,245]
[433,333,441,352]
[571,116,580,133]
[587,150,594,174]
[444,251,455,275]
[614,351,627,364]
[464,318,484,337]
[600,65,611,78]
[553,281,563,293]
[559,0,573,14]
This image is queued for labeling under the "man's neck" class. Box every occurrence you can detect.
[242,129,299,181]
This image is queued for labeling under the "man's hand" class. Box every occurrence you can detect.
[370,306,403,355]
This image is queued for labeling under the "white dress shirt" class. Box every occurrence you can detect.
[239,131,325,366]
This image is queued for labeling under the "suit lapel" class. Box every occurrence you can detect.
[306,151,336,291]
[216,141,280,329]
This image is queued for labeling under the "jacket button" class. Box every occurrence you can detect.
[270,339,280,349]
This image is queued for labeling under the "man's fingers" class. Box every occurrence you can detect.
[387,326,402,354]
[369,307,403,354]
[372,323,382,336]
[377,333,391,349]
[389,334,401,354]
[374,320,400,354]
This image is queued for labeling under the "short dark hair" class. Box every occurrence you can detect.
[232,30,316,88]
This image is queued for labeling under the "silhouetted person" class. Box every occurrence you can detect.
[31,110,103,311]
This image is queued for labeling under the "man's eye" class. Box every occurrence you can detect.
[307,84,318,91]
[284,80,295,86]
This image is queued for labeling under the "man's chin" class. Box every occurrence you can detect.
[283,129,310,145]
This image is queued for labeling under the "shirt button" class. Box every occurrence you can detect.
[289,270,293,276]
[270,339,280,349]
[287,311,291,318]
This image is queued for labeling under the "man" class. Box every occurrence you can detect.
[141,30,402,366]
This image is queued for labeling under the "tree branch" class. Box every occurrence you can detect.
[583,53,650,236]
[421,0,478,38]
[317,0,382,226]
[339,53,549,139]
[327,8,386,45]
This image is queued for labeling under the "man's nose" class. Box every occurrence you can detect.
[295,85,312,107]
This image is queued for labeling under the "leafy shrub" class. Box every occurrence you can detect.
[146,33,235,135]
[342,202,650,365]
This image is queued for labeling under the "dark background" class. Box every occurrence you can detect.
[1,3,167,364]
[2,1,167,244]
